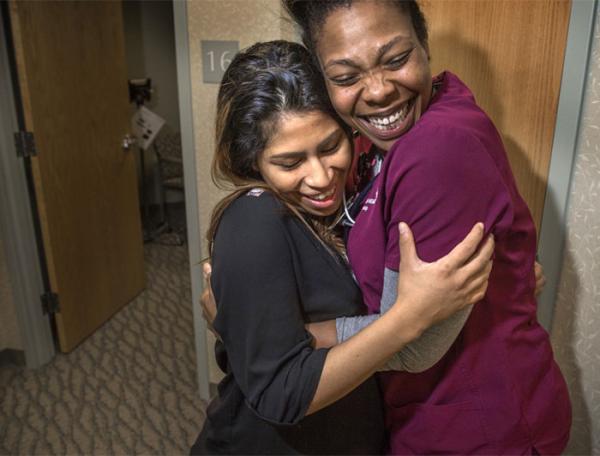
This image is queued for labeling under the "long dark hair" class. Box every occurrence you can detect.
[283,0,429,60]
[207,40,351,256]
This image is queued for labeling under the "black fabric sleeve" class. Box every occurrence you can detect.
[212,194,329,425]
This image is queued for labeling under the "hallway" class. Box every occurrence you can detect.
[0,243,206,454]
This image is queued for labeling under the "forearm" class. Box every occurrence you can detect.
[383,307,471,372]
[380,268,472,371]
[336,268,472,372]
[306,301,425,415]
[336,314,378,343]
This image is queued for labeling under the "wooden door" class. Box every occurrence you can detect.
[420,0,572,231]
[9,1,145,352]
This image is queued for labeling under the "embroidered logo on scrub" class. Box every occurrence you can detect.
[362,190,378,212]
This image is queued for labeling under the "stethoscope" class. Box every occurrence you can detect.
[330,151,384,232]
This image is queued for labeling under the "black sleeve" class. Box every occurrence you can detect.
[212,194,329,425]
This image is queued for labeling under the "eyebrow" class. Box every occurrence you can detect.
[324,35,409,70]
[268,129,342,160]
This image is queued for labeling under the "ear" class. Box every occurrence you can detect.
[250,159,263,180]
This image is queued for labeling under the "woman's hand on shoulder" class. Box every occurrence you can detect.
[394,222,494,331]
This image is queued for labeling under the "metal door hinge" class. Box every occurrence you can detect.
[41,292,60,314]
[14,131,36,157]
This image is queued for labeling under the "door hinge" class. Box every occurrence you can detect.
[41,291,60,314]
[14,131,36,157]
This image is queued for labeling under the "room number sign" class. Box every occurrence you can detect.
[201,41,239,84]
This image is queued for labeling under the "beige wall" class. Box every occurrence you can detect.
[187,0,294,383]
[188,0,294,253]
[123,0,183,205]
[551,5,600,454]
[0,237,22,351]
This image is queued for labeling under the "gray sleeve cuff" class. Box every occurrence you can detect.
[336,314,379,343]
[379,268,472,372]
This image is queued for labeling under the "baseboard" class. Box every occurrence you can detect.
[0,348,25,367]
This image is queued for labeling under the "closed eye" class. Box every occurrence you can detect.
[328,74,360,87]
[386,49,413,70]
[273,159,302,170]
[320,141,341,155]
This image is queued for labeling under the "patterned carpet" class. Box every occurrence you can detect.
[0,242,207,455]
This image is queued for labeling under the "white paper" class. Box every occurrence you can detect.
[131,106,165,150]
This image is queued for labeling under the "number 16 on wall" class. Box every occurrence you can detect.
[201,41,239,84]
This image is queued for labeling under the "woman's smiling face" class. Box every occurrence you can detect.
[258,111,352,217]
[315,0,432,152]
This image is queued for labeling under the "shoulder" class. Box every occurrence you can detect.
[212,190,299,275]
[215,189,292,243]
[430,72,501,147]
[385,120,492,185]
[382,114,509,209]
[386,77,503,183]
[220,189,285,225]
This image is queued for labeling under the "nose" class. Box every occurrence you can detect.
[304,158,331,189]
[361,70,395,106]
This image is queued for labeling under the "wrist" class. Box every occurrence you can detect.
[388,300,427,343]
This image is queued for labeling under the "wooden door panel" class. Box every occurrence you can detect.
[9,1,144,352]
[420,0,571,231]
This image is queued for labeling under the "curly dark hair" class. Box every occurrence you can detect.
[283,0,429,59]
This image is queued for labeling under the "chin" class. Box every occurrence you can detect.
[304,207,339,218]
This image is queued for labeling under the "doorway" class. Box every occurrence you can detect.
[3,2,206,390]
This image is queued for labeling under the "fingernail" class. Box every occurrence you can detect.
[399,222,407,235]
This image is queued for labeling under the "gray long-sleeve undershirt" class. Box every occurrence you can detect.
[336,268,473,372]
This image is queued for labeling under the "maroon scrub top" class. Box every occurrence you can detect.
[347,72,571,454]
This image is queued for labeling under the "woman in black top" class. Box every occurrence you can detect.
[191,41,493,455]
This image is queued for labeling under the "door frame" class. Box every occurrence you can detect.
[173,0,210,400]
[0,0,211,394]
[537,0,598,331]
[0,3,54,368]
[0,0,210,392]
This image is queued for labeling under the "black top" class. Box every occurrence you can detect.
[191,191,384,455]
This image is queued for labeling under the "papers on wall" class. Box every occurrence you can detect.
[131,106,165,150]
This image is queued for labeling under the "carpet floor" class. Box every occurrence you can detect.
[0,242,207,455]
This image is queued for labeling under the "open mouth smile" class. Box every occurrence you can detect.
[357,98,416,139]
[305,186,336,202]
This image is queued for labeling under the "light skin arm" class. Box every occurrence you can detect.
[306,222,494,414]
[200,222,494,350]
[201,222,494,414]
[200,234,546,356]
[307,258,547,350]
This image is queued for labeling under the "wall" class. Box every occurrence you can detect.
[122,0,182,204]
[0,237,22,351]
[551,4,600,454]
[187,0,294,383]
